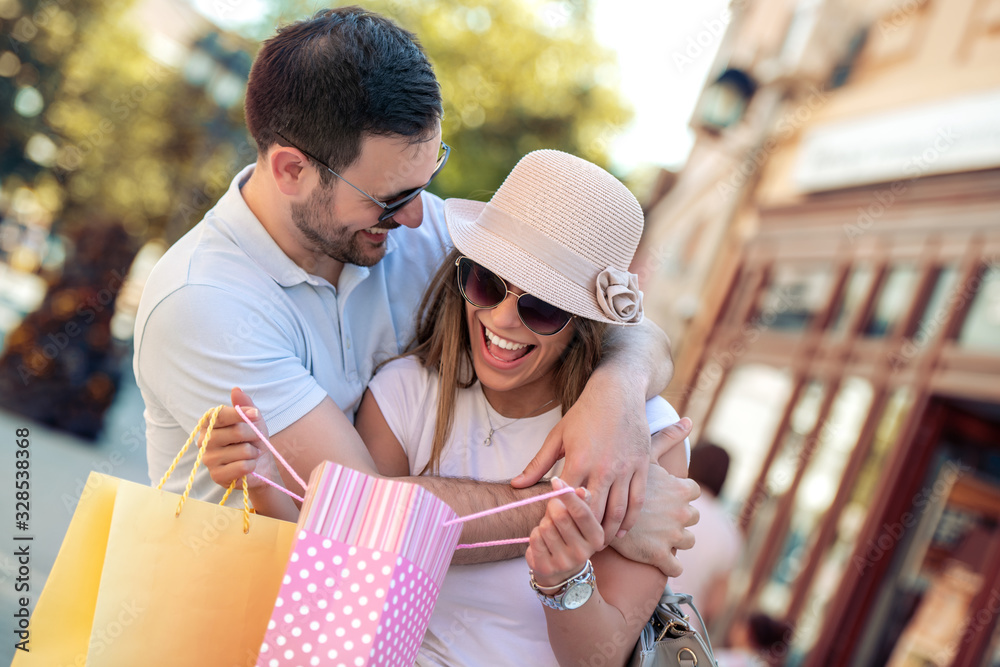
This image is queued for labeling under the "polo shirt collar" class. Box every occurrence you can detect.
[212,164,399,289]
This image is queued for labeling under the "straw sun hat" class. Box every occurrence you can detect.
[444,149,645,326]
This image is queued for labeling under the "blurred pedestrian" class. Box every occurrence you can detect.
[716,612,794,667]
[671,441,744,630]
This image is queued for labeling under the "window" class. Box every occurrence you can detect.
[722,266,759,327]
[790,388,913,654]
[702,364,795,506]
[830,264,875,336]
[754,264,835,332]
[766,380,827,497]
[864,265,919,337]
[986,619,1000,666]
[910,265,958,342]
[958,265,1000,352]
[778,0,822,68]
[759,377,875,618]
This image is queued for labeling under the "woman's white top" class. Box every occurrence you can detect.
[367,356,687,667]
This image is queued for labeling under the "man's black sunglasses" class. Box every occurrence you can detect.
[274,131,450,222]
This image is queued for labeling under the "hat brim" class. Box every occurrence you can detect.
[445,198,635,325]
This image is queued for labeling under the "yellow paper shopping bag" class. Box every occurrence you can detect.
[13,408,296,667]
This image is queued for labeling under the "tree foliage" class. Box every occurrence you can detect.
[1,0,250,241]
[0,0,630,436]
[247,0,632,201]
[1,0,630,242]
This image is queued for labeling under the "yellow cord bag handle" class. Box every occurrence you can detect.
[156,405,252,534]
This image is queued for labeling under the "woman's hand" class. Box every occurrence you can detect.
[525,478,605,588]
[200,388,283,490]
[513,368,651,545]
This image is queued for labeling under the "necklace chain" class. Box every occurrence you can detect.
[481,389,557,446]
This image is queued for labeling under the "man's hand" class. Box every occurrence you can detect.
[198,388,266,463]
[512,370,650,545]
[611,464,700,578]
[199,388,283,488]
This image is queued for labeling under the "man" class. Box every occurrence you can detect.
[134,7,697,573]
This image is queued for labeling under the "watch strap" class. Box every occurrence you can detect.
[530,560,592,592]
[531,560,596,611]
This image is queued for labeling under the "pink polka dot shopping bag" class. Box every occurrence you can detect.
[238,407,571,667]
[257,460,463,667]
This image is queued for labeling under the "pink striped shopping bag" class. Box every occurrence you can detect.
[257,460,462,667]
[237,408,569,667]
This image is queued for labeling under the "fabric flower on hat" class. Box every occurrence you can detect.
[595,267,643,323]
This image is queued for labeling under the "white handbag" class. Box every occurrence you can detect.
[629,584,719,667]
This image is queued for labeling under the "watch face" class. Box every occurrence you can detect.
[562,581,594,610]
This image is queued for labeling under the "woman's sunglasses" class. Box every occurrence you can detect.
[455,257,574,336]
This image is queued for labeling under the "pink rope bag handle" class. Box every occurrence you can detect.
[234,405,574,548]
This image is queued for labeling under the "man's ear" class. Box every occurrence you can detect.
[268,146,313,197]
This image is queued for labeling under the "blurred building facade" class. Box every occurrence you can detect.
[638,0,1000,664]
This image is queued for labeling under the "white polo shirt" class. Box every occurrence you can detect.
[134,165,451,502]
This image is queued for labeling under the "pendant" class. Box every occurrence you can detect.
[484,428,495,447]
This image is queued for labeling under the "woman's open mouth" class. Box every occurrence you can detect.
[480,323,534,366]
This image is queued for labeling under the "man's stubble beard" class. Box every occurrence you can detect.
[291,183,395,268]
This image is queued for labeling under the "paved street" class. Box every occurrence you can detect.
[0,359,148,665]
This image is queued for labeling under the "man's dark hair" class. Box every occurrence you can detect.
[688,441,730,498]
[244,6,442,180]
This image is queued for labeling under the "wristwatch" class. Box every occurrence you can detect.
[530,560,596,611]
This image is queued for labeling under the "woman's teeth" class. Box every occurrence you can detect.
[485,328,527,350]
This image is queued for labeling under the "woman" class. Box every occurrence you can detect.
[206,150,687,667]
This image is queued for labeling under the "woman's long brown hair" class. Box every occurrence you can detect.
[384,249,608,475]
